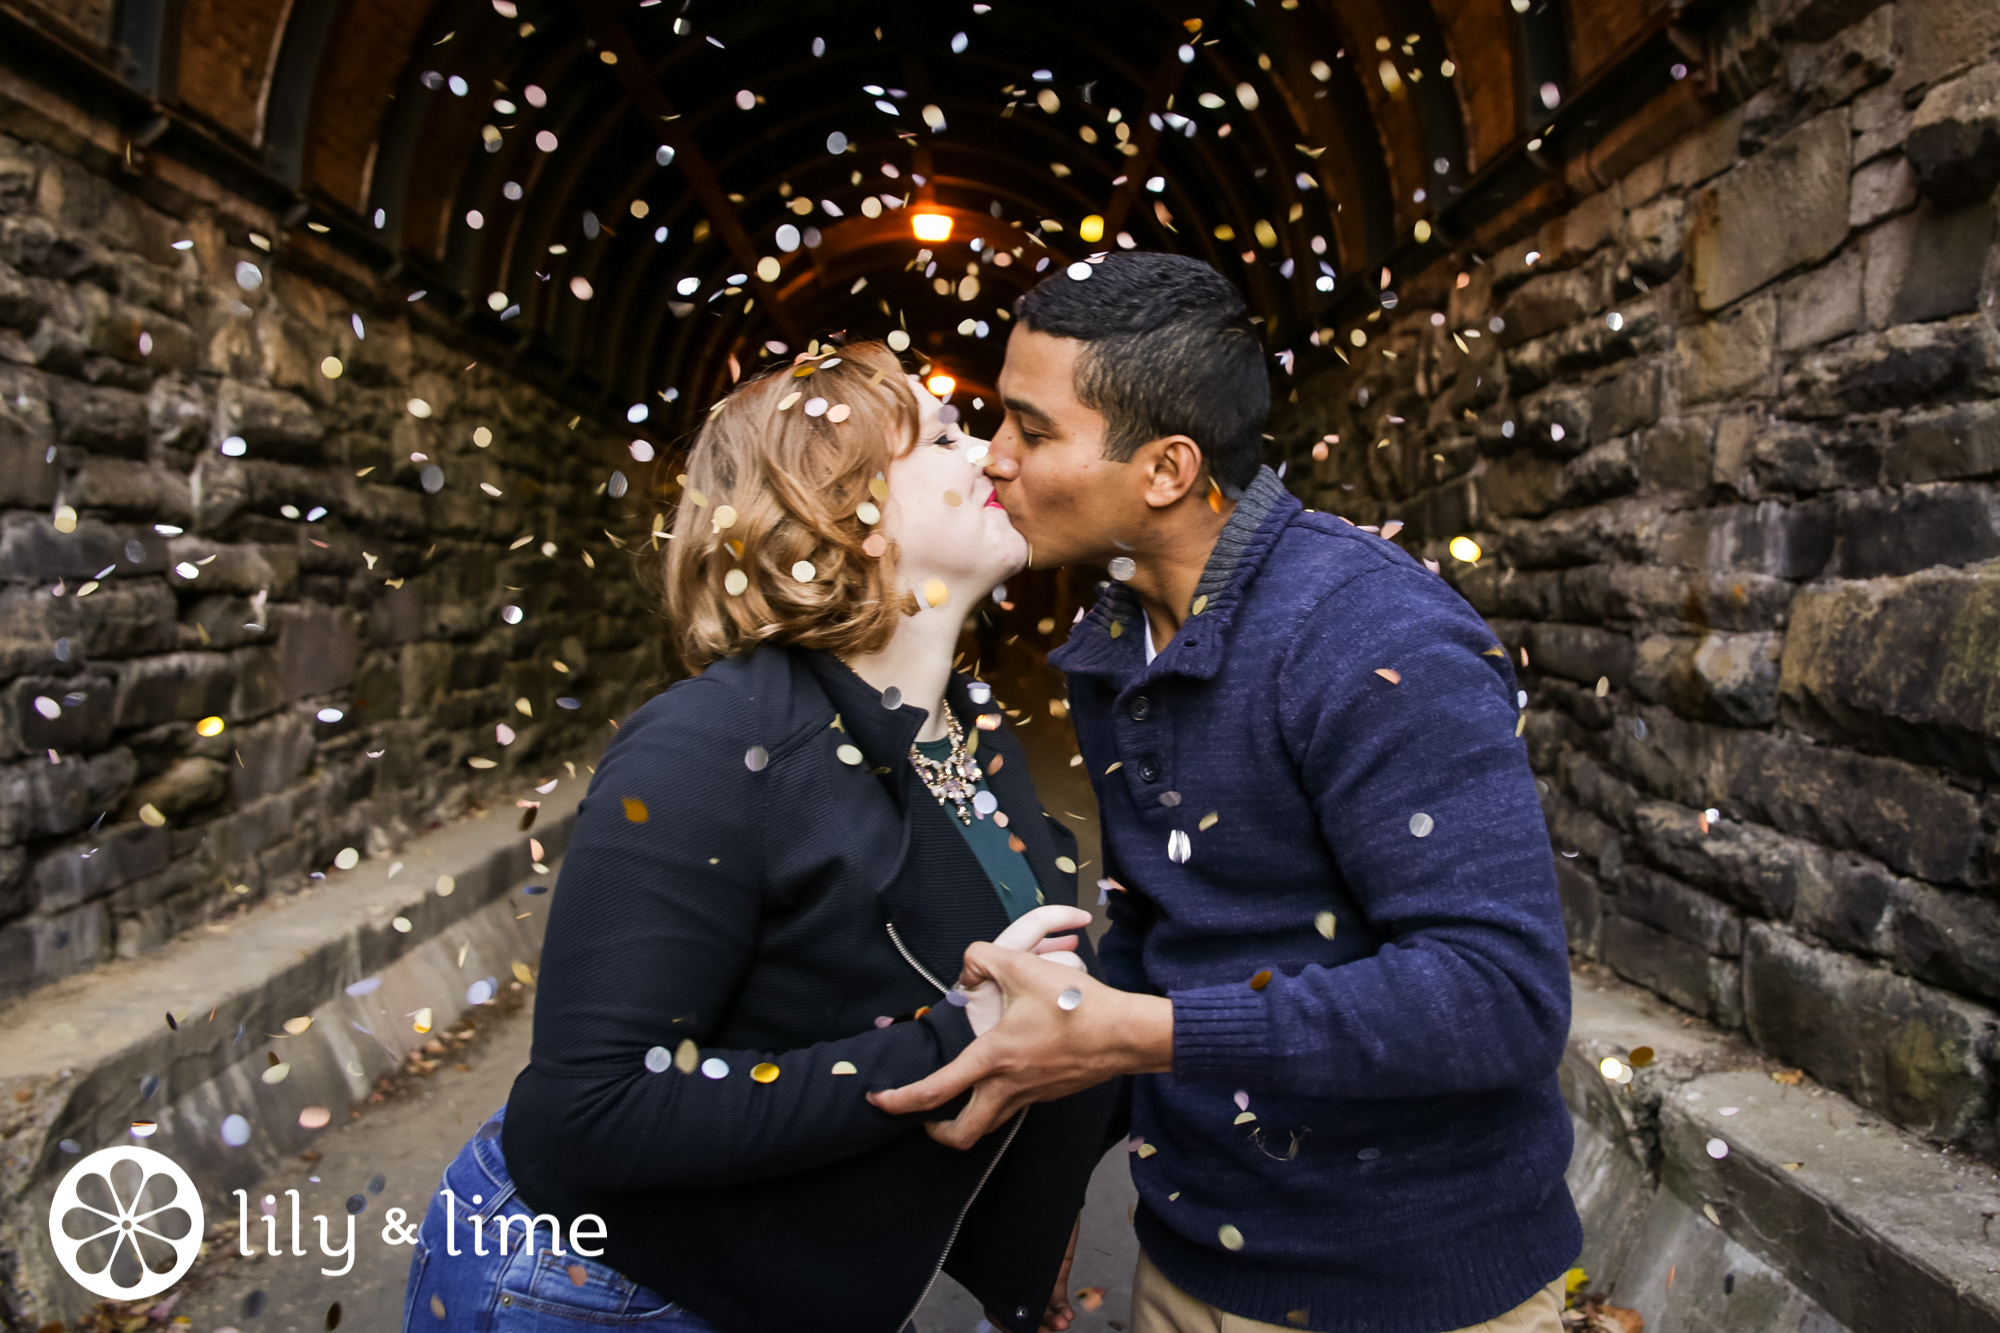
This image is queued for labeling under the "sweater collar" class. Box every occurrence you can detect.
[1049,465,1297,683]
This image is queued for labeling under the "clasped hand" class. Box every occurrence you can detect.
[870,907,1173,1149]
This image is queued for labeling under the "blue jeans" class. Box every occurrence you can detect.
[402,1108,719,1332]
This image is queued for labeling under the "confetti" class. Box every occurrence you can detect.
[197,715,226,736]
[863,534,889,558]
[922,579,949,608]
[751,1062,781,1083]
[413,1008,434,1034]
[284,1016,313,1035]
[724,569,749,596]
[793,560,818,582]
[623,797,650,822]
[1108,556,1136,580]
[139,803,166,827]
[1197,812,1219,832]
[1167,829,1191,863]
[674,1039,699,1074]
[645,1046,672,1073]
[701,1057,730,1079]
[1374,668,1401,684]
[1409,812,1434,838]
[431,1295,447,1320]
[220,1115,250,1147]
[1706,1138,1729,1160]
[1314,911,1337,939]
[830,1060,858,1075]
[334,847,360,870]
[1249,970,1272,991]
[299,1107,331,1130]
[1218,1224,1245,1251]
[827,404,851,423]
[1057,988,1082,1010]
[1055,855,1077,873]
[836,744,864,765]
[745,746,770,772]
[1630,1046,1656,1067]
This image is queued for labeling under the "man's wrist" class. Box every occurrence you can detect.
[1109,991,1175,1075]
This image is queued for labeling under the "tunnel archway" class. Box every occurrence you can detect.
[26,0,1695,446]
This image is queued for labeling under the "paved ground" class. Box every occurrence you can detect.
[166,993,1141,1333]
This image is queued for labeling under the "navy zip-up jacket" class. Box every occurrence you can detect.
[1050,468,1580,1333]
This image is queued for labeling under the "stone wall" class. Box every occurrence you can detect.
[0,132,661,999]
[1273,0,2000,1155]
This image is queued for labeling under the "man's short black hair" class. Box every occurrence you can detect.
[1013,252,1268,491]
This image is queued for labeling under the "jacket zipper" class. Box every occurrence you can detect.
[884,922,1031,1333]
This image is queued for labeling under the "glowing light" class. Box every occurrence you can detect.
[925,374,956,398]
[1449,536,1482,563]
[911,212,953,242]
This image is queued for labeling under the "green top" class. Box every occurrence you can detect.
[914,737,1043,922]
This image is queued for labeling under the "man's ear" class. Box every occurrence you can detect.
[1137,435,1207,510]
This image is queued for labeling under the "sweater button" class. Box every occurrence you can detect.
[500,1294,513,1306]
[1128,695,1151,721]
[1138,759,1161,783]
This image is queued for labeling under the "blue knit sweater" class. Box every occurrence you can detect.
[1051,469,1580,1333]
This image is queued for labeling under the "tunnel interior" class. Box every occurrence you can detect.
[3,0,2000,1232]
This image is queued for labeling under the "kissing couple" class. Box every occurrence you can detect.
[402,252,1580,1333]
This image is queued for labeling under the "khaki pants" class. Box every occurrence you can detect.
[1131,1249,1566,1333]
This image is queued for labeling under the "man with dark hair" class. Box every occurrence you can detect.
[872,252,1580,1333]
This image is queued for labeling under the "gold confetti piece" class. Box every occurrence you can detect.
[1249,970,1272,990]
[1483,645,1506,657]
[778,392,802,411]
[262,1062,290,1084]
[431,1295,447,1320]
[922,578,949,608]
[1234,1110,1257,1124]
[283,1016,313,1035]
[1314,911,1337,939]
[1106,761,1122,774]
[413,1008,434,1034]
[1136,1142,1157,1158]
[512,960,535,986]
[1218,1223,1245,1251]
[1772,1067,1803,1085]
[197,715,226,737]
[1198,812,1219,831]
[1191,594,1208,616]
[713,505,737,530]
[468,757,497,769]
[516,697,533,716]
[830,1060,858,1075]
[1594,676,1611,698]
[623,797,650,823]
[943,489,963,507]
[139,803,166,827]
[751,1062,781,1083]
[913,1006,930,1020]
[567,1265,588,1287]
[870,476,889,501]
[1782,1162,1803,1170]
[1374,668,1401,684]
[1109,621,1123,638]
[1702,1203,1721,1226]
[1075,1287,1106,1312]
[1629,1046,1656,1067]
[1055,855,1077,873]
[792,363,817,378]
[724,568,749,596]
[726,539,745,559]
[675,1039,699,1074]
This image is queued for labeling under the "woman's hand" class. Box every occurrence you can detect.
[962,906,1091,1036]
[1040,1215,1080,1331]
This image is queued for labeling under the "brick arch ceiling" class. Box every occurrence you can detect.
[145,0,1675,434]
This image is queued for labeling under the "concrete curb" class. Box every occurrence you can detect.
[1564,967,2000,1332]
[0,790,578,1330]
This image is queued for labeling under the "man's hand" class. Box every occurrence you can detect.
[868,941,1173,1148]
